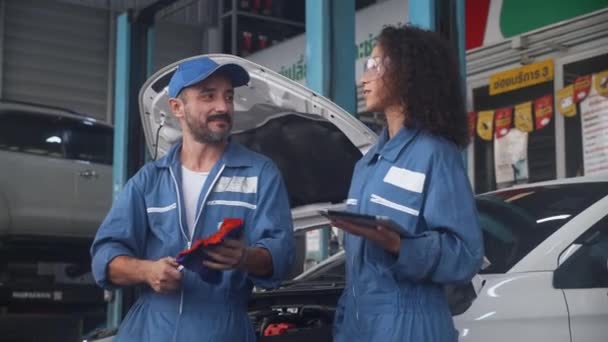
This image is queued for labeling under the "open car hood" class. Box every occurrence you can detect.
[139,54,377,233]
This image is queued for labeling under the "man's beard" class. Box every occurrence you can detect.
[185,109,232,144]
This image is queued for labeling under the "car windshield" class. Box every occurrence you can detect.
[477,182,608,274]
[297,181,608,281]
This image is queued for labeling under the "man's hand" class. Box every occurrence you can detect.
[203,239,274,277]
[331,219,401,255]
[143,257,183,293]
[203,239,248,271]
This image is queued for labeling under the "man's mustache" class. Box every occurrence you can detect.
[206,113,232,124]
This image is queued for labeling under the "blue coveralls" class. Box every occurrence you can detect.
[334,127,484,342]
[91,141,294,341]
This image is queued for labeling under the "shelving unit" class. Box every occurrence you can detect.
[220,0,305,57]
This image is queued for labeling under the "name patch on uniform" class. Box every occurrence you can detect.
[214,176,258,194]
[383,166,426,193]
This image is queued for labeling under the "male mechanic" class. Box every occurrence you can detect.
[91,56,294,341]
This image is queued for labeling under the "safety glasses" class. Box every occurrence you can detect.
[362,56,389,81]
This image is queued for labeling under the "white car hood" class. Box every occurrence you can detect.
[139,54,377,232]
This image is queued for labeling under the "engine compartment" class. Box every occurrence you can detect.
[250,305,335,342]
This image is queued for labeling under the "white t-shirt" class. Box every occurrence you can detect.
[181,166,209,238]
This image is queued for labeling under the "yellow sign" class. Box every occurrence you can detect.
[477,110,494,141]
[489,59,554,95]
[514,102,534,133]
[557,85,576,117]
[594,70,608,97]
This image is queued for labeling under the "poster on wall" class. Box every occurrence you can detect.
[494,129,529,186]
[580,73,608,176]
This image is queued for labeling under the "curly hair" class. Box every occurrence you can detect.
[377,25,469,148]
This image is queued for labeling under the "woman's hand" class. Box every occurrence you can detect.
[332,219,401,255]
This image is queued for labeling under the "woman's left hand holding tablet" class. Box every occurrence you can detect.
[331,219,401,255]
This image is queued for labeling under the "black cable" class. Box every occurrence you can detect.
[153,123,163,160]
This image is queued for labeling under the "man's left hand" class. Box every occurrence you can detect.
[203,239,248,271]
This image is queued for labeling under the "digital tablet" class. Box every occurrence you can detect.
[319,210,408,237]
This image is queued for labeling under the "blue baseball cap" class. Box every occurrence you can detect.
[168,57,250,98]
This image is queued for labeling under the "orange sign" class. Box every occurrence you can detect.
[468,112,477,138]
[534,95,553,130]
[574,75,592,103]
[495,108,513,139]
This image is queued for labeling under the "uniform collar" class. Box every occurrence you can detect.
[154,139,255,169]
[362,126,420,164]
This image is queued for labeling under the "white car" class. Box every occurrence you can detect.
[277,177,608,342]
[84,55,608,341]
[455,177,608,342]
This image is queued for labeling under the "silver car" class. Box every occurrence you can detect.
[0,101,113,339]
[0,101,113,240]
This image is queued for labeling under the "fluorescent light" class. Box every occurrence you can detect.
[45,136,62,144]
[536,215,571,223]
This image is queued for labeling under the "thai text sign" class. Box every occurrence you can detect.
[489,59,554,95]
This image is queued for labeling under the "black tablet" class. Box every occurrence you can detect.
[319,210,408,237]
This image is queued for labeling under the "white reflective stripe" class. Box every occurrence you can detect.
[169,168,189,319]
[207,200,257,210]
[179,289,184,315]
[169,168,189,244]
[370,194,419,217]
[146,203,177,213]
[346,198,358,206]
[383,166,426,193]
[214,176,258,194]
